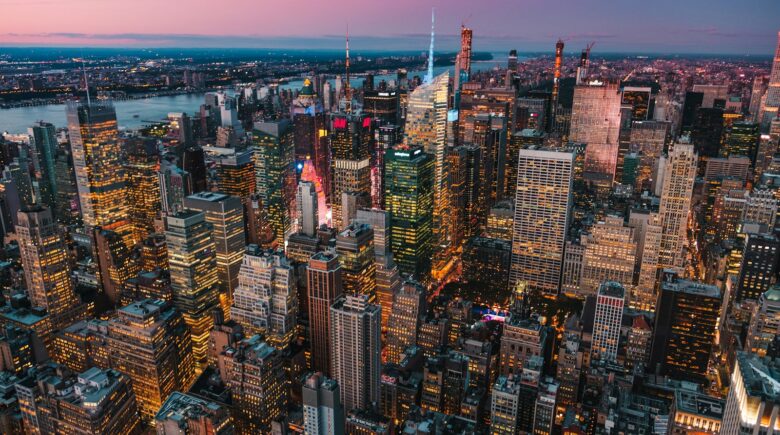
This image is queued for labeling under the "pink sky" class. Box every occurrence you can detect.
[1,0,778,54]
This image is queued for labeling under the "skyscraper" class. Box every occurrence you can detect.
[218,335,289,433]
[107,299,194,421]
[336,222,376,300]
[302,373,345,435]
[590,282,625,363]
[329,294,381,413]
[657,143,697,270]
[570,82,622,185]
[253,120,296,247]
[165,210,220,369]
[297,180,319,237]
[580,216,637,295]
[509,148,574,295]
[330,113,373,230]
[307,252,343,375]
[758,31,780,131]
[28,121,58,213]
[16,206,82,329]
[649,270,721,383]
[385,280,425,364]
[66,100,132,242]
[183,192,245,317]
[124,137,161,242]
[404,72,450,251]
[384,146,435,282]
[231,246,297,349]
[722,352,780,433]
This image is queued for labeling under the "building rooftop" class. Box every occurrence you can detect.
[155,392,225,426]
[674,389,724,420]
[660,270,721,298]
[736,352,780,401]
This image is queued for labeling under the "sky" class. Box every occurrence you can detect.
[1,0,778,55]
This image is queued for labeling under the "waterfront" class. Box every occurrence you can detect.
[0,58,507,133]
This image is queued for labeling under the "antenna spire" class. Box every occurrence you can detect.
[345,23,351,114]
[425,8,435,84]
[81,54,91,106]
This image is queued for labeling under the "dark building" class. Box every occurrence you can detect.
[691,107,724,158]
[649,270,721,384]
[736,233,779,301]
[721,122,761,166]
[363,89,400,126]
[462,236,511,300]
[182,146,208,194]
[681,91,704,134]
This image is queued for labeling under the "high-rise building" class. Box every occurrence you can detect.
[455,25,473,88]
[94,227,140,305]
[330,114,372,230]
[155,392,234,435]
[124,137,161,242]
[509,148,574,295]
[107,299,194,421]
[570,82,622,184]
[354,208,402,331]
[533,378,559,435]
[385,280,425,364]
[657,143,697,269]
[336,222,376,300]
[746,286,780,357]
[758,31,780,131]
[307,252,343,375]
[722,352,780,433]
[491,375,522,435]
[590,282,625,363]
[231,246,297,349]
[297,180,319,237]
[302,372,345,435]
[736,232,779,301]
[165,210,220,369]
[721,122,761,165]
[183,192,245,317]
[384,146,435,282]
[28,121,58,213]
[580,216,637,294]
[404,72,450,251]
[52,319,110,373]
[16,365,141,435]
[649,270,721,383]
[16,206,81,329]
[329,294,381,412]
[218,335,289,433]
[253,120,296,247]
[66,100,132,241]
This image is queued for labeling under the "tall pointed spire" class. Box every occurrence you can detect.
[425,8,435,84]
[345,23,352,114]
[81,55,91,107]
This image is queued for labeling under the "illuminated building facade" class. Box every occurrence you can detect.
[758,31,780,130]
[657,143,697,269]
[16,206,81,329]
[330,294,381,413]
[165,210,220,369]
[94,227,140,305]
[218,335,289,433]
[722,352,780,433]
[124,137,161,242]
[330,113,373,229]
[649,270,721,383]
[384,146,434,282]
[307,252,343,375]
[404,72,450,250]
[16,365,141,435]
[491,375,521,435]
[253,120,296,246]
[385,280,425,364]
[28,121,58,213]
[52,319,110,373]
[590,282,625,363]
[571,82,622,186]
[231,246,297,349]
[336,222,376,300]
[580,216,637,295]
[107,299,194,422]
[184,192,245,317]
[66,100,132,242]
[509,148,574,295]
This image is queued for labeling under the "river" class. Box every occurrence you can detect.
[0,56,510,134]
